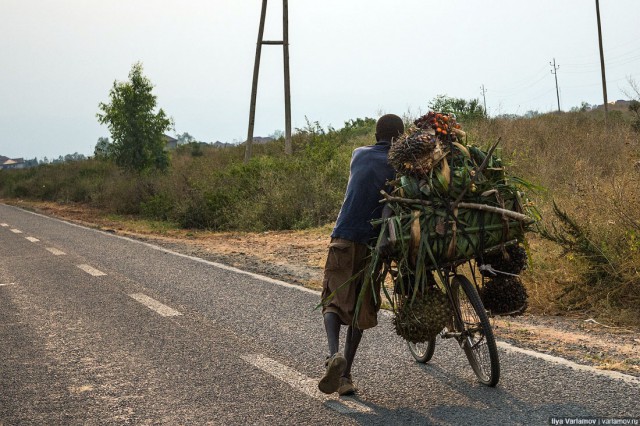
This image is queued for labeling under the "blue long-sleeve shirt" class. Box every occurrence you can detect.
[331,140,396,244]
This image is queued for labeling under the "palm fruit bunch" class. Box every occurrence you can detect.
[372,110,538,337]
[479,276,528,316]
[387,129,445,178]
[393,287,451,343]
[479,244,529,276]
[389,112,464,180]
[380,110,538,269]
[477,244,529,316]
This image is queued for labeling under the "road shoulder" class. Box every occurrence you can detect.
[5,199,640,378]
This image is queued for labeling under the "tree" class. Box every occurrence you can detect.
[625,78,640,132]
[175,132,196,145]
[428,95,486,121]
[97,62,173,173]
[570,101,593,113]
[94,136,113,160]
[268,129,285,140]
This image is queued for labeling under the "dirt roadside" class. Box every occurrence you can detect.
[6,200,640,378]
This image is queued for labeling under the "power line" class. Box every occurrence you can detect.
[491,66,549,94]
[564,47,640,68]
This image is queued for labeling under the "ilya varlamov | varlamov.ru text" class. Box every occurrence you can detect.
[549,418,639,426]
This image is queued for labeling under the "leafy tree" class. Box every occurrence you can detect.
[524,110,541,119]
[188,142,204,157]
[268,129,285,140]
[570,101,592,113]
[428,95,486,121]
[97,62,173,173]
[94,137,113,160]
[64,152,86,162]
[176,132,196,145]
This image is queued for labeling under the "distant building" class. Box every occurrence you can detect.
[1,158,25,170]
[163,135,178,150]
[252,136,274,145]
[212,141,234,148]
[595,99,632,111]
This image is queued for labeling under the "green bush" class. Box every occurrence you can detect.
[2,112,640,324]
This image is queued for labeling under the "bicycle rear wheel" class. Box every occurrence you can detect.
[451,275,500,386]
[407,338,436,363]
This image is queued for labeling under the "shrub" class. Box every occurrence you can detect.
[2,112,638,323]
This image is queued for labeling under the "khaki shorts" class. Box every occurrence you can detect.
[321,238,381,330]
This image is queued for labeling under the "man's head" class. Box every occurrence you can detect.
[375,114,404,142]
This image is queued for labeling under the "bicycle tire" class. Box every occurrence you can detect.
[451,275,500,387]
[407,338,436,363]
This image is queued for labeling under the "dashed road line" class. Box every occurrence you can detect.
[76,264,107,277]
[9,204,637,387]
[25,236,40,242]
[240,354,373,415]
[128,293,182,317]
[46,247,66,256]
[10,228,22,234]
[0,283,17,287]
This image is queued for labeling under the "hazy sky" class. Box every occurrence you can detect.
[1,1,639,160]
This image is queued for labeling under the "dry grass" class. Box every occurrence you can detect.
[1,111,638,325]
[465,112,640,325]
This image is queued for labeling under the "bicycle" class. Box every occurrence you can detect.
[403,259,500,387]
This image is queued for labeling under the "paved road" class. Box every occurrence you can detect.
[1,203,638,425]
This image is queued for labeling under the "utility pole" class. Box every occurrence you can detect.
[595,0,609,123]
[282,0,292,155]
[480,84,487,116]
[550,58,561,112]
[245,0,292,162]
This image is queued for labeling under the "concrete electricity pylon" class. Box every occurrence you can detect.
[550,58,561,112]
[245,0,292,162]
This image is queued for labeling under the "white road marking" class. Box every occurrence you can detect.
[116,236,320,295]
[0,283,17,287]
[9,205,638,386]
[128,293,182,317]
[10,228,22,234]
[497,341,640,385]
[4,205,321,296]
[240,354,373,415]
[46,247,66,256]
[76,264,107,276]
[1,223,8,227]
[25,236,40,242]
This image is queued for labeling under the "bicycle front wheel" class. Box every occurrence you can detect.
[407,338,436,363]
[451,275,500,387]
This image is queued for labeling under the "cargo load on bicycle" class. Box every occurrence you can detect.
[370,111,540,342]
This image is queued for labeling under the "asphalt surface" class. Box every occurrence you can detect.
[1,203,639,425]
